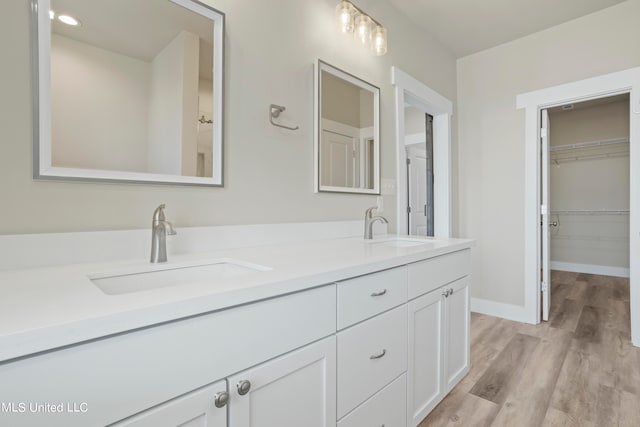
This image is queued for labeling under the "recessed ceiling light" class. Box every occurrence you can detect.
[49,10,55,20]
[58,14,81,26]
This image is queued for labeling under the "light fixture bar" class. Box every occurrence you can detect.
[346,0,382,27]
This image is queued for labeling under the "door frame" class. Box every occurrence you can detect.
[392,67,453,238]
[517,67,640,346]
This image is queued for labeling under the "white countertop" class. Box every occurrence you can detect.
[0,235,472,363]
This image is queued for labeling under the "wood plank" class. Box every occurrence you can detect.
[418,386,499,427]
[583,279,612,309]
[457,342,501,393]
[573,305,608,344]
[489,328,571,427]
[619,389,640,427]
[549,298,583,332]
[468,333,539,404]
[609,277,630,301]
[541,406,590,427]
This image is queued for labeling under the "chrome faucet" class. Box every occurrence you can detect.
[150,204,176,263]
[364,206,388,239]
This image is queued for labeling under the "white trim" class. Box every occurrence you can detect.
[391,67,452,238]
[551,261,630,278]
[470,298,529,323]
[34,0,225,186]
[517,66,640,346]
[314,60,380,194]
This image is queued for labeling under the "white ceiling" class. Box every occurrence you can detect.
[52,0,214,77]
[387,0,628,57]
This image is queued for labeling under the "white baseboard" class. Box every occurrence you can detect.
[550,261,630,278]
[471,298,529,323]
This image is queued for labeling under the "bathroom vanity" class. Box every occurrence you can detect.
[0,236,471,426]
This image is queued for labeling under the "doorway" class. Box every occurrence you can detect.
[541,94,630,322]
[516,66,640,346]
[405,109,434,236]
[392,67,453,238]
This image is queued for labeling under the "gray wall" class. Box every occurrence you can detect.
[457,0,640,306]
[1,0,457,235]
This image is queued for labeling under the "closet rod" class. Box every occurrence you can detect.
[551,209,630,215]
[550,137,629,152]
[551,150,629,164]
[551,235,628,242]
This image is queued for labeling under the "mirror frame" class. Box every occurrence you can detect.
[314,60,380,195]
[31,0,225,186]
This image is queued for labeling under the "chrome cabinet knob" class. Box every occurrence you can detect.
[213,391,229,408]
[371,289,387,297]
[442,289,450,297]
[449,287,454,295]
[237,380,251,396]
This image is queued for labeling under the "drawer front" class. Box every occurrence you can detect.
[0,285,336,427]
[338,266,408,330]
[337,304,408,418]
[408,249,470,299]
[338,374,406,427]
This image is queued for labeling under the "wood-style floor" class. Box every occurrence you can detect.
[419,271,640,427]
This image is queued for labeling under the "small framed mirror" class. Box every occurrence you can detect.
[32,0,224,186]
[314,60,380,194]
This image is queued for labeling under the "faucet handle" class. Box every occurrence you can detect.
[153,204,166,221]
[365,206,378,219]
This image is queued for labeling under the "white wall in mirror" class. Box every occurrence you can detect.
[34,0,224,186]
[314,60,380,194]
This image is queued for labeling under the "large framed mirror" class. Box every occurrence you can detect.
[32,0,224,186]
[314,60,380,194]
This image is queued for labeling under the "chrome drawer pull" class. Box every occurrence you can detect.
[370,289,387,297]
[370,349,387,359]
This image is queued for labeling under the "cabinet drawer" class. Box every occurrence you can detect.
[338,266,407,329]
[338,374,406,427]
[337,304,408,418]
[408,249,470,299]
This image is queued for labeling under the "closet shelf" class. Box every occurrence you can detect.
[551,209,629,215]
[551,234,628,242]
[551,151,628,164]
[550,137,629,152]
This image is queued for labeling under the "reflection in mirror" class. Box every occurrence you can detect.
[33,0,224,185]
[314,60,380,194]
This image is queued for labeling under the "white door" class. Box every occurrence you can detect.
[541,109,551,321]
[113,381,227,427]
[407,146,428,236]
[228,336,336,427]
[444,277,470,392]
[321,130,356,188]
[407,289,445,426]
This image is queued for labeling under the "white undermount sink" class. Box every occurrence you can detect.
[366,237,438,248]
[89,259,271,295]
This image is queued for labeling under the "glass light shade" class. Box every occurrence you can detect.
[336,1,355,34]
[370,26,387,56]
[354,14,371,44]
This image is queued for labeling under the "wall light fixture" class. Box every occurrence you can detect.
[335,0,387,56]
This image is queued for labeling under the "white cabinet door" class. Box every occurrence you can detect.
[444,277,470,392]
[113,380,227,427]
[228,336,336,427]
[407,288,445,427]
